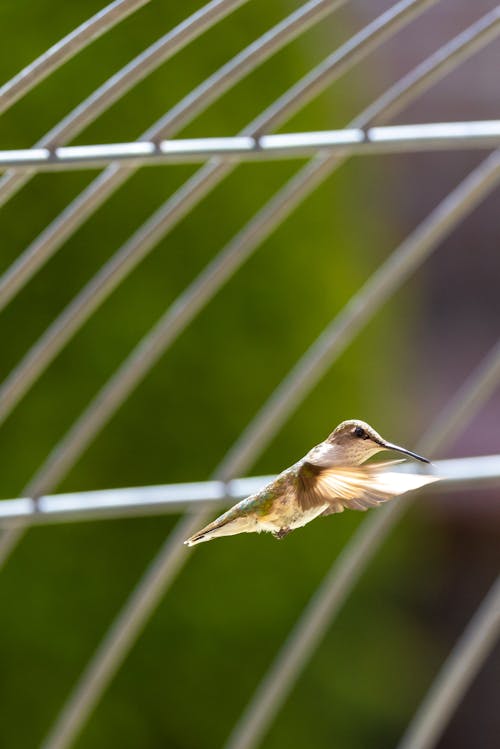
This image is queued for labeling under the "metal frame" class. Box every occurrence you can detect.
[0,2,498,749]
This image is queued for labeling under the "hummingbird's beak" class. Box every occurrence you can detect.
[377,440,430,463]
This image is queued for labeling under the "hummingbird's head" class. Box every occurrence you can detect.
[326,420,430,465]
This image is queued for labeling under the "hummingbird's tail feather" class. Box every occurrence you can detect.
[184,507,253,546]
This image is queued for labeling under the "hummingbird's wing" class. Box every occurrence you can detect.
[297,460,438,514]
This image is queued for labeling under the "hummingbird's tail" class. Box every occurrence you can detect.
[184,506,252,546]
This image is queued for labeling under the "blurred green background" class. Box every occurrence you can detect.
[0,1,498,747]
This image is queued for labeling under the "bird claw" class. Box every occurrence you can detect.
[273,527,291,540]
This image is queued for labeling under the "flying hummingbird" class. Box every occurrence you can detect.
[185,420,439,547]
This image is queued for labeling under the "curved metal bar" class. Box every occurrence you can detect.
[3,121,500,170]
[0,455,497,526]
[222,340,500,749]
[0,0,150,116]
[0,0,250,205]
[396,575,500,749]
[0,0,344,311]
[29,18,500,749]
[0,526,24,568]
[0,0,440,428]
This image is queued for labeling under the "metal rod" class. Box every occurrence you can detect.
[222,341,500,749]
[0,121,499,170]
[0,0,250,207]
[0,0,150,116]
[396,575,500,749]
[0,454,496,527]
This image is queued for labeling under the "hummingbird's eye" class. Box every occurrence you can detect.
[354,426,367,439]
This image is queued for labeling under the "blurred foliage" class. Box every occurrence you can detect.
[0,1,468,748]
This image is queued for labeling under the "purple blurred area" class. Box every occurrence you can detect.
[346,4,499,747]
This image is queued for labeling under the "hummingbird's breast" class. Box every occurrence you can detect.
[247,462,327,532]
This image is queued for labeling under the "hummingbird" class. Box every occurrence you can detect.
[185,420,439,547]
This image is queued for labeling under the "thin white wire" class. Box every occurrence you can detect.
[223,339,500,749]
[37,43,500,749]
[0,120,499,169]
[0,0,345,312]
[396,575,500,749]
[0,0,150,115]
[0,0,250,207]
[0,454,496,526]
